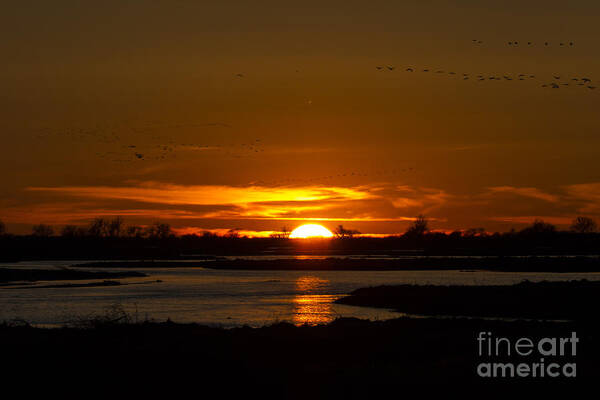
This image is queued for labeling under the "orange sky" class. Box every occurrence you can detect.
[1,1,600,235]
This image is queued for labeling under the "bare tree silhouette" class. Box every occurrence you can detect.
[270,226,291,239]
[60,225,80,237]
[570,216,598,233]
[126,225,145,238]
[224,228,240,239]
[146,222,174,239]
[32,224,54,237]
[520,219,556,235]
[404,215,429,237]
[334,225,361,238]
[88,218,109,237]
[463,227,487,237]
[107,217,125,238]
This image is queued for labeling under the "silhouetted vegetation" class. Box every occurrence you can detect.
[518,219,557,236]
[60,224,84,238]
[571,216,598,233]
[270,226,291,239]
[404,214,429,237]
[1,316,597,394]
[336,280,600,320]
[333,224,361,238]
[31,224,54,237]
[1,216,600,262]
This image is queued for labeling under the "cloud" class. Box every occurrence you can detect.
[27,182,373,206]
[17,183,386,226]
[564,183,600,214]
[1,181,599,234]
[487,216,574,225]
[486,186,560,203]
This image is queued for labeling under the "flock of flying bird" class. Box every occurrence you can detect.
[35,124,421,184]
[99,137,266,163]
[375,64,595,90]
[35,123,267,163]
[471,39,577,47]
[35,37,595,168]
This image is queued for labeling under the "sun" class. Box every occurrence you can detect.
[289,224,334,239]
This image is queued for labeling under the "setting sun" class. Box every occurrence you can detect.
[289,224,334,239]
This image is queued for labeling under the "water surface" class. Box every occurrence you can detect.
[2,260,599,327]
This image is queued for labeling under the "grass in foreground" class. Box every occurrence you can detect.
[1,314,598,396]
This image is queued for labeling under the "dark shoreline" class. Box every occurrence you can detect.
[1,316,596,393]
[0,268,146,283]
[2,275,597,392]
[335,279,600,320]
[3,280,125,289]
[70,255,600,272]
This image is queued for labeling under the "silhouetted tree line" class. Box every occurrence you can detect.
[27,218,175,240]
[0,215,599,260]
[334,225,361,238]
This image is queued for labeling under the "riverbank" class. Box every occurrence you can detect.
[335,279,600,320]
[71,255,600,272]
[1,316,595,395]
[0,267,146,283]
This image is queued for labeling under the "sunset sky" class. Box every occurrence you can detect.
[2,1,600,235]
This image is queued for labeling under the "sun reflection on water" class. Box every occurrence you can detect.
[292,276,337,326]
